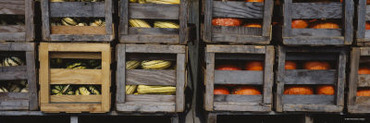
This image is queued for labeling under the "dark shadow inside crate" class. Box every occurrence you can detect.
[214,84,263,104]
[0,15,25,26]
[0,80,28,93]
[0,51,27,67]
[49,17,107,35]
[211,19,263,36]
[49,84,102,104]
[49,52,101,69]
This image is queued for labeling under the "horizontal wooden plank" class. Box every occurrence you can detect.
[291,2,342,19]
[50,69,102,85]
[286,53,338,61]
[0,100,29,110]
[116,102,175,112]
[283,104,343,112]
[213,1,263,18]
[127,28,179,35]
[211,34,270,44]
[358,75,370,87]
[348,105,370,113]
[214,70,263,85]
[120,35,180,44]
[366,5,370,21]
[0,66,27,80]
[126,95,175,102]
[126,70,176,86]
[49,2,105,17]
[283,95,335,105]
[124,44,185,53]
[360,47,370,56]
[214,95,262,103]
[50,52,101,59]
[50,95,101,103]
[0,0,25,15]
[44,43,110,52]
[129,3,179,19]
[213,102,271,112]
[283,37,345,45]
[365,30,370,38]
[284,70,337,84]
[0,33,26,42]
[215,54,265,61]
[0,25,26,33]
[206,45,266,53]
[49,34,114,42]
[291,29,342,37]
[0,93,29,101]
[41,103,104,113]
[51,26,107,35]
[212,26,262,36]
[0,66,27,72]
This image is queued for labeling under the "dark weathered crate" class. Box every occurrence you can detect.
[281,0,354,46]
[348,47,370,113]
[0,0,34,42]
[39,43,111,113]
[116,44,187,113]
[119,0,192,44]
[204,45,274,112]
[0,42,37,110]
[356,0,370,46]
[275,46,347,112]
[41,0,114,42]
[202,0,274,44]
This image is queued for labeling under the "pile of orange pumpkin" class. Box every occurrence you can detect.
[284,61,331,70]
[357,67,370,96]
[292,20,340,29]
[216,61,264,71]
[284,85,335,95]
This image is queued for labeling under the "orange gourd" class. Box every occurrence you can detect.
[366,22,370,30]
[304,61,331,70]
[357,89,370,96]
[245,61,263,71]
[233,86,261,95]
[214,87,230,95]
[245,0,264,2]
[292,20,308,29]
[316,85,335,95]
[216,65,241,71]
[284,86,314,95]
[212,18,242,26]
[311,22,340,29]
[244,23,262,28]
[358,67,370,74]
[285,61,297,70]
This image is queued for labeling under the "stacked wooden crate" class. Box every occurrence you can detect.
[115,0,191,113]
[202,0,274,122]
[39,0,113,113]
[0,0,38,111]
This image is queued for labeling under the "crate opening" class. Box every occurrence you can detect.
[291,19,342,29]
[215,53,265,71]
[50,17,106,34]
[357,87,370,96]
[0,80,28,93]
[285,52,338,70]
[129,19,180,29]
[214,85,263,95]
[283,85,336,95]
[211,19,263,36]
[126,53,177,70]
[125,85,176,95]
[0,51,27,67]
[49,52,101,69]
[0,15,25,26]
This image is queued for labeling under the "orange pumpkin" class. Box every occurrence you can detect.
[245,0,264,2]
[304,61,331,70]
[233,86,261,95]
[244,23,262,28]
[316,85,335,95]
[214,87,230,95]
[368,0,370,5]
[358,67,370,74]
[357,89,370,96]
[216,65,241,70]
[245,61,263,71]
[212,18,242,26]
[292,20,308,29]
[311,22,340,29]
[366,22,370,30]
[284,86,314,95]
[285,61,297,70]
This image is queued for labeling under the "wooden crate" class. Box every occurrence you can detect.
[39,43,111,113]
[115,44,187,113]
[0,0,34,42]
[41,0,114,42]
[0,42,37,110]
[202,0,274,44]
[348,47,370,113]
[119,0,191,44]
[204,45,274,112]
[356,0,370,46]
[281,0,354,46]
[275,46,347,112]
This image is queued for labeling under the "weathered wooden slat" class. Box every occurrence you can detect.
[212,26,262,36]
[49,2,105,17]
[284,70,337,85]
[120,35,180,44]
[51,26,107,35]
[45,43,110,52]
[0,42,34,52]
[283,104,343,112]
[40,104,103,113]
[212,1,263,18]
[286,53,337,61]
[291,2,342,19]
[48,34,113,42]
[283,95,335,105]
[206,45,266,54]
[116,102,175,112]
[358,75,370,87]
[214,70,263,85]
[116,44,126,104]
[126,28,179,35]
[0,67,27,80]
[283,37,344,45]
[50,95,102,103]
[129,3,179,19]
[205,53,215,111]
[366,5,370,21]
[49,52,101,59]
[291,29,342,37]
[50,69,102,85]
[0,66,27,72]
[126,70,176,86]
[214,95,262,103]
[348,48,360,106]
[215,54,265,61]
[0,100,29,110]
[0,0,25,15]
[0,93,29,101]
[213,102,271,112]
[355,96,370,105]
[125,44,185,53]
[212,34,270,44]
[344,0,354,44]
[0,33,26,42]
[364,30,370,39]
[0,25,26,33]
[175,53,186,112]
[126,95,175,102]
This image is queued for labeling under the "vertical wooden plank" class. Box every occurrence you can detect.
[203,0,213,42]
[70,116,78,123]
[344,0,354,44]
[116,44,126,104]
[207,113,217,123]
[276,46,286,112]
[262,0,273,37]
[39,43,50,105]
[263,46,274,104]
[105,0,113,35]
[336,50,347,106]
[25,0,34,41]
[41,0,51,41]
[101,47,111,112]
[357,0,366,39]
[282,0,292,37]
[205,52,215,111]
[119,0,129,35]
[301,115,314,123]
[26,49,38,110]
[176,53,186,112]
[179,0,188,44]
[348,48,360,105]
[171,114,180,123]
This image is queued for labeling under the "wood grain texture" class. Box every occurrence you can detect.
[283,37,345,46]
[348,48,360,106]
[0,66,27,80]
[25,0,34,42]
[125,44,185,53]
[263,46,274,104]
[283,95,335,105]
[284,70,337,85]
[126,95,175,102]
[358,75,370,87]
[344,0,354,44]
[116,44,126,104]
[51,26,107,35]
[212,26,262,36]
[0,26,26,33]
[291,29,342,37]
[50,69,102,85]
[212,1,263,18]
[41,104,103,113]
[291,2,342,19]
[0,0,25,15]
[50,52,101,59]
[49,2,105,17]
[0,42,34,51]
[206,45,265,54]
[211,34,270,44]
[116,102,175,113]
[214,70,263,85]
[125,28,178,35]
[282,104,342,112]
[126,70,176,86]
[213,102,271,112]
[50,95,102,103]
[214,95,262,103]
[175,53,186,112]
[129,3,179,19]
[205,53,215,111]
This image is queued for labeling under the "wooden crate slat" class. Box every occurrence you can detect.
[206,45,266,54]
[50,69,102,85]
[211,34,270,44]
[50,52,101,59]
[366,5,370,20]
[0,93,29,100]
[51,26,107,35]
[0,26,26,33]
[126,95,175,102]
[213,102,271,112]
[284,70,337,85]
[283,37,345,45]
[282,95,335,105]
[126,70,176,86]
[214,70,263,85]
[0,100,29,110]
[41,104,103,113]
[48,34,113,42]
[291,29,342,37]
[355,96,370,105]
[214,95,262,103]
[358,75,370,87]
[129,3,179,19]
[46,43,110,52]
[0,33,26,42]
[364,31,370,39]
[120,35,180,44]
[125,44,185,53]
[0,66,27,73]
[0,0,25,15]
[116,102,175,112]
[0,66,27,80]
[212,26,262,36]
[50,95,102,103]
[127,28,179,35]
[286,54,337,61]
[212,1,263,19]
[282,104,342,112]
[291,2,342,19]
[49,2,105,17]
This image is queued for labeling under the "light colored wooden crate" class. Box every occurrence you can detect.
[39,43,111,113]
